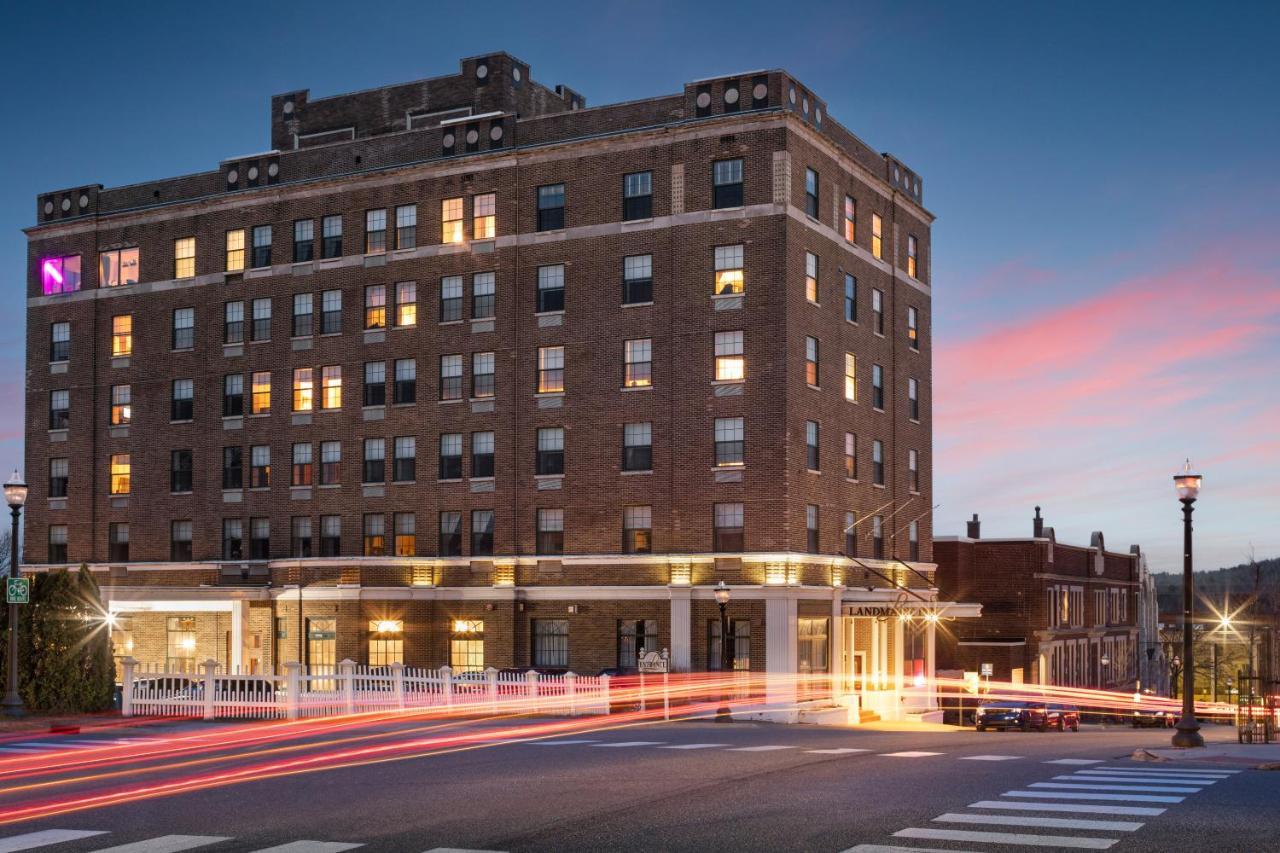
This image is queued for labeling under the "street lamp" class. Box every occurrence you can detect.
[1171,460,1204,748]
[713,581,732,722]
[2,470,28,718]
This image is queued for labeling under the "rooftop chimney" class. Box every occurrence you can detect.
[1033,506,1044,538]
[966,513,981,539]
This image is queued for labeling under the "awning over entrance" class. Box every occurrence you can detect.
[841,600,982,619]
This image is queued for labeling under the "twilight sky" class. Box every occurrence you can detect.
[1,1,1276,571]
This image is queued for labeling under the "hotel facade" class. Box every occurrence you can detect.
[23,54,973,721]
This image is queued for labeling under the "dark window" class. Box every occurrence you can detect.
[623,171,652,221]
[714,418,744,467]
[472,272,496,319]
[618,620,658,671]
[844,274,857,323]
[224,301,244,344]
[48,525,68,563]
[713,159,744,209]
[170,449,193,493]
[909,378,920,421]
[536,184,565,231]
[805,167,819,217]
[250,518,270,559]
[293,220,314,262]
[439,355,463,401]
[622,506,652,554]
[439,512,462,556]
[170,521,192,562]
[394,359,417,404]
[365,209,387,254]
[362,514,385,557]
[395,204,417,249]
[108,523,129,562]
[222,519,243,561]
[622,255,653,305]
[872,517,884,559]
[471,510,494,556]
[708,618,751,671]
[48,458,68,498]
[806,421,820,471]
[872,288,884,335]
[291,444,312,487]
[536,265,564,313]
[471,432,495,478]
[251,298,271,341]
[49,390,70,430]
[533,620,570,668]
[363,438,385,484]
[622,423,652,472]
[872,364,884,410]
[223,374,244,418]
[252,225,272,269]
[222,446,243,490]
[393,437,416,482]
[171,379,194,422]
[321,215,342,258]
[291,517,312,558]
[440,276,463,322]
[320,442,341,485]
[364,362,386,407]
[292,293,313,337]
[320,516,340,557]
[806,504,819,554]
[713,503,744,552]
[536,427,564,476]
[439,434,462,480]
[321,290,341,334]
[844,512,858,558]
[50,321,71,362]
[872,440,884,486]
[536,508,564,555]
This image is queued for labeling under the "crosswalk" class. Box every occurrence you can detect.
[842,762,1240,851]
[0,833,509,853]
[0,738,160,755]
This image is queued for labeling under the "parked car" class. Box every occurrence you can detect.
[1045,703,1081,731]
[1132,707,1177,727]
[975,700,1050,731]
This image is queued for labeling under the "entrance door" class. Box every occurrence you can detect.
[306,618,337,689]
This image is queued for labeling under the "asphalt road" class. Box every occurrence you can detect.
[0,717,1273,852]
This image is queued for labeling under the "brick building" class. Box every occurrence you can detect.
[23,53,975,720]
[934,508,1142,691]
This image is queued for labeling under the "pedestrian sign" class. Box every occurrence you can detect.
[5,577,28,605]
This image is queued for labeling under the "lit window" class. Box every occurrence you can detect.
[714,417,744,466]
[363,513,386,556]
[623,506,652,554]
[712,159,743,209]
[907,306,919,350]
[321,365,342,409]
[110,384,131,426]
[805,336,819,387]
[251,445,271,489]
[907,234,919,278]
[450,620,484,672]
[394,513,416,556]
[174,237,196,278]
[805,251,819,303]
[110,454,131,495]
[843,196,856,242]
[472,272,496,319]
[99,248,139,287]
[714,245,744,295]
[536,427,564,476]
[536,264,565,312]
[844,353,857,402]
[112,315,132,357]
[225,230,245,272]
[395,204,417,249]
[714,330,744,381]
[440,355,463,401]
[440,276,463,322]
[365,209,387,254]
[292,368,314,412]
[845,432,857,480]
[473,193,496,239]
[623,254,653,304]
[442,197,464,243]
[871,214,883,260]
[251,371,271,414]
[41,255,81,295]
[537,346,564,393]
[364,285,386,329]
[369,620,405,666]
[395,282,417,327]
[623,338,652,388]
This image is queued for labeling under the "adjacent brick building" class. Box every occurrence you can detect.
[23,53,973,720]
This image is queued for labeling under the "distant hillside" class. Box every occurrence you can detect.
[1154,556,1280,615]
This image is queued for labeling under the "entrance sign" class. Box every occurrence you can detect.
[638,648,669,673]
[5,577,29,605]
[980,662,993,677]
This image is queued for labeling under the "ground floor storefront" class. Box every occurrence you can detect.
[942,628,1139,692]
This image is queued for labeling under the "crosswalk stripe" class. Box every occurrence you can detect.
[727,745,795,752]
[933,812,1143,832]
[1097,765,1239,774]
[526,739,598,746]
[894,827,1118,849]
[1003,790,1184,804]
[89,835,232,852]
[590,741,665,748]
[1045,758,1105,765]
[968,800,1166,817]
[1060,774,1214,785]
[882,751,944,758]
[840,845,985,852]
[806,748,870,755]
[249,843,363,852]
[1029,782,1202,794]
[1081,770,1229,780]
[0,830,109,852]
[959,754,1021,761]
[658,743,731,750]
[421,848,509,853]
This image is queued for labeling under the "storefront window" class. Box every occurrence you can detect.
[450,619,484,672]
[368,620,404,667]
[166,616,197,672]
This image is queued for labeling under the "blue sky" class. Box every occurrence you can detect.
[2,1,1276,571]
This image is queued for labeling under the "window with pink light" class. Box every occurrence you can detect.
[41,255,82,295]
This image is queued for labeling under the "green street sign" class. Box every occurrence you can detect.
[5,577,29,605]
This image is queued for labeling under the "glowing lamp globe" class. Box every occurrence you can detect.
[713,580,731,606]
[3,470,27,509]
[1173,459,1202,501]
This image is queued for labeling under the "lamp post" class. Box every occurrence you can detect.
[2,470,29,718]
[713,581,732,722]
[1171,460,1204,748]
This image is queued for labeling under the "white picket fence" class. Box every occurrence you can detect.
[120,657,612,721]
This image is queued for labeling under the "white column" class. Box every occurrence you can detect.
[893,616,905,716]
[765,595,797,708]
[669,588,692,673]
[926,619,937,710]
[830,591,844,699]
[870,617,880,689]
[230,599,249,672]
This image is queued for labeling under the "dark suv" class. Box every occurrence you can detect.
[975,700,1050,731]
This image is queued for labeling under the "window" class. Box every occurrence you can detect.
[439,512,462,556]
[50,322,71,362]
[369,620,404,666]
[175,237,196,278]
[714,331,744,381]
[320,441,341,485]
[872,288,884,334]
[439,433,462,480]
[714,417,744,467]
[907,234,919,278]
[533,620,569,668]
[806,420,820,471]
[395,282,417,327]
[365,209,387,254]
[40,255,81,295]
[536,184,565,231]
[623,506,652,554]
[49,457,69,498]
[472,272,496,318]
[473,193,496,239]
[872,364,884,410]
[844,353,857,402]
[623,254,652,304]
[170,449,193,493]
[364,285,386,329]
[170,520,192,562]
[363,514,386,556]
[806,504,819,553]
[537,346,564,393]
[110,384,131,426]
[171,379,193,421]
[363,438,385,484]
[393,436,416,482]
[108,523,129,562]
[292,293,313,337]
[321,215,342,258]
[907,306,919,350]
[49,390,70,430]
[48,525,68,563]
[250,518,270,559]
[224,301,245,344]
[439,355,463,400]
[441,197,464,243]
[393,359,416,404]
[293,219,314,262]
[843,196,856,242]
[623,338,652,388]
[872,439,884,486]
[99,247,139,287]
[908,520,920,561]
[623,171,652,220]
[536,427,564,475]
[536,264,564,312]
[908,449,920,493]
[620,620,659,671]
[908,377,920,421]
[623,422,652,472]
[225,230,245,272]
[713,159,743,209]
[844,274,857,323]
[872,515,884,559]
[395,204,417,249]
[805,252,819,303]
[292,443,312,487]
[252,225,272,269]
[172,308,194,350]
[844,511,857,557]
[472,352,495,398]
[713,503,744,552]
[394,513,416,556]
[536,508,564,554]
[805,336,819,387]
[440,276,463,322]
[798,618,829,676]
[871,213,883,259]
[450,621,484,672]
[251,298,271,341]
[222,446,243,490]
[805,167,819,218]
[223,519,244,560]
[110,454,130,495]
[471,510,494,555]
[844,432,857,480]
[320,515,341,556]
[112,314,132,357]
[321,365,342,409]
[223,374,245,417]
[321,290,342,334]
[251,371,271,414]
[708,618,751,671]
[714,245,743,294]
[471,431,495,478]
[292,368,314,412]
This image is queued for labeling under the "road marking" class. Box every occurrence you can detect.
[727,745,796,752]
[249,844,363,853]
[1045,758,1105,765]
[525,739,598,746]
[658,743,731,750]
[840,845,985,853]
[1060,774,1215,785]
[422,849,509,853]
[882,751,944,758]
[1097,765,1239,774]
[806,748,870,755]
[1082,769,1230,780]
[933,812,1143,832]
[968,800,1166,817]
[1003,790,1185,804]
[0,830,109,852]
[89,836,232,852]
[590,741,666,748]
[959,754,1021,761]
[894,827,1117,849]
[0,747,50,754]
[1029,782,1202,794]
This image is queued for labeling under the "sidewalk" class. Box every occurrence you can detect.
[1144,741,1280,768]
[0,711,142,736]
